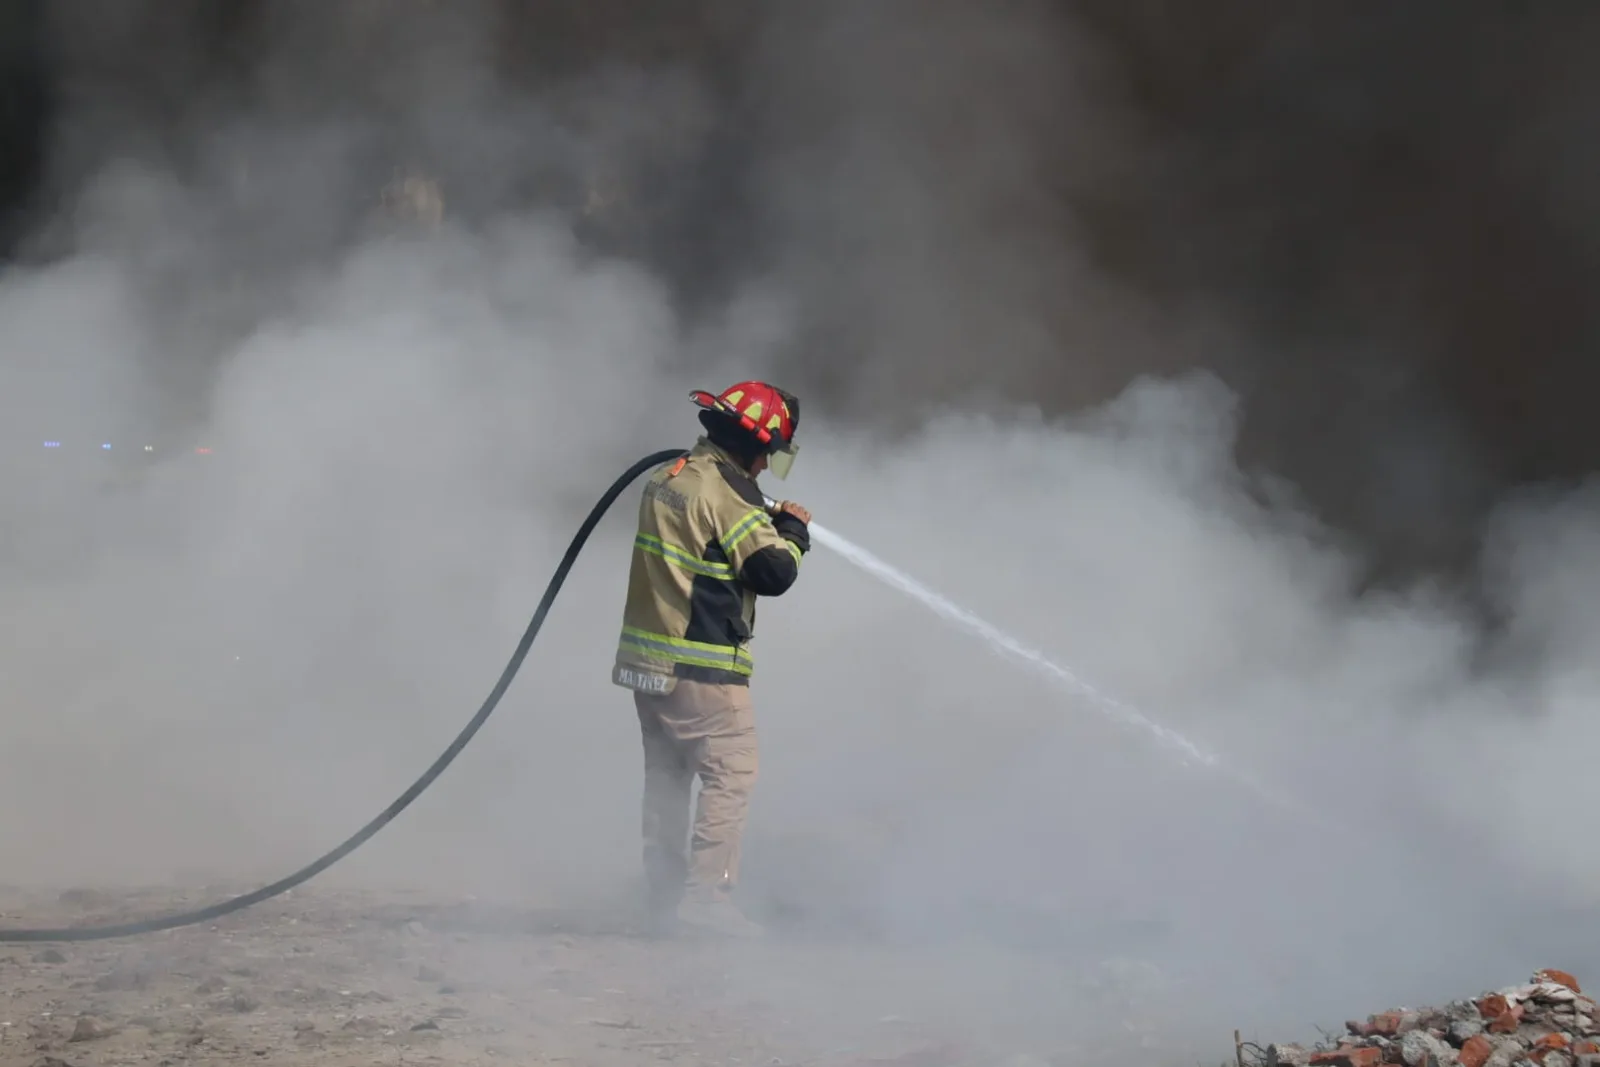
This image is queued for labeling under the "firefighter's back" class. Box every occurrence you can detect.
[615,446,756,691]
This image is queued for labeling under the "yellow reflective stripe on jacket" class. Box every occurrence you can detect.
[633,534,735,581]
[720,507,770,556]
[784,539,803,567]
[619,626,754,675]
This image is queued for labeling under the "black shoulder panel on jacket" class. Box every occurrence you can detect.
[714,460,766,508]
[741,544,800,597]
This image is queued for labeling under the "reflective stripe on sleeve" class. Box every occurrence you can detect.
[720,507,771,556]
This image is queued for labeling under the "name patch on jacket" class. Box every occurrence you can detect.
[614,665,677,695]
[642,478,689,513]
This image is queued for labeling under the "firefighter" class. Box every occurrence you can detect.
[613,381,811,938]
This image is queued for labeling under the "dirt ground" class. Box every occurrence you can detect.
[0,884,1194,1067]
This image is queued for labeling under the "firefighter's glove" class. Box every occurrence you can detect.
[771,501,811,554]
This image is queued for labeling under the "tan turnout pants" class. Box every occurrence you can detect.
[633,680,759,908]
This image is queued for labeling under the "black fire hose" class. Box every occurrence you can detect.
[0,448,688,943]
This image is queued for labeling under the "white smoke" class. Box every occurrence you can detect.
[1,2,1598,1060]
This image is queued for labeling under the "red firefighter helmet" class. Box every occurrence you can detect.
[689,381,801,478]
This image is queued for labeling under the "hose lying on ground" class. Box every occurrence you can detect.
[0,448,688,943]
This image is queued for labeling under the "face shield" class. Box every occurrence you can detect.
[767,388,800,480]
[767,443,798,481]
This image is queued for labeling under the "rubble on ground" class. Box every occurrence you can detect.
[1262,971,1598,1067]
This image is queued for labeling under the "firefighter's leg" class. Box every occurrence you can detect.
[684,684,759,898]
[649,681,763,937]
[635,696,692,916]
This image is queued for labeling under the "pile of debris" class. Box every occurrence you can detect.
[1266,971,1599,1067]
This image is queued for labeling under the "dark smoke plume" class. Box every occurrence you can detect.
[5,0,1600,587]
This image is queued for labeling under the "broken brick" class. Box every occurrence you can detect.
[1481,996,1513,1020]
[1460,1035,1495,1067]
[1367,1013,1423,1037]
[1487,1008,1524,1034]
[1268,973,1591,1067]
[1312,1047,1384,1067]
[1355,1014,1409,1038]
[1532,1036,1575,1064]
[1538,972,1583,994]
[1270,1044,1314,1067]
[1399,1030,1453,1067]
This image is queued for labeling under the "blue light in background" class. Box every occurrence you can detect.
[33,441,205,452]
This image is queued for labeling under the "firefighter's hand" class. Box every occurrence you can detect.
[772,500,812,525]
